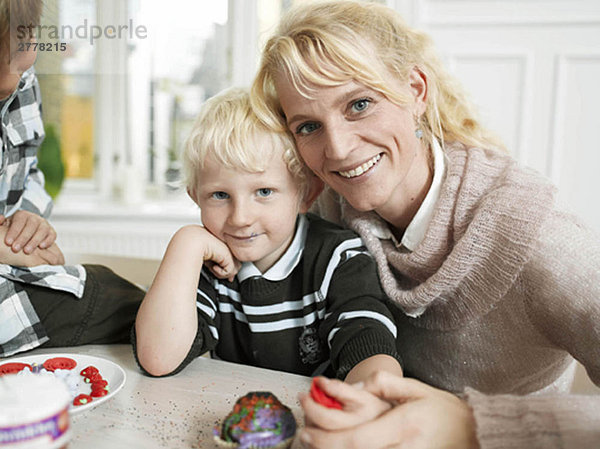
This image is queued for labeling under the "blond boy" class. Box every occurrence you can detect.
[134,88,402,381]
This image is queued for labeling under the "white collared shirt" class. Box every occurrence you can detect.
[371,139,447,251]
[236,214,309,282]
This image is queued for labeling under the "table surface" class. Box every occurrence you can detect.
[7,345,310,449]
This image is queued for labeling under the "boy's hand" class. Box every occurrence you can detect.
[299,376,392,431]
[201,229,241,281]
[0,211,58,254]
[0,242,65,267]
[0,224,65,266]
[176,225,241,281]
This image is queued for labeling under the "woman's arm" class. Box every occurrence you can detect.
[521,208,600,385]
[456,208,600,449]
[135,225,237,376]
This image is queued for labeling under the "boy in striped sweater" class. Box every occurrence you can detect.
[134,88,402,385]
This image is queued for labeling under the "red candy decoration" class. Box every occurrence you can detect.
[83,372,103,383]
[90,387,109,397]
[0,362,32,376]
[91,379,108,389]
[43,357,77,372]
[73,394,93,406]
[310,378,343,410]
[3,357,111,406]
[80,366,99,377]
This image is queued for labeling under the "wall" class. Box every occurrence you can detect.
[389,0,600,232]
[388,0,600,394]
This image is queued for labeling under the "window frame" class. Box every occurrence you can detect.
[58,0,258,204]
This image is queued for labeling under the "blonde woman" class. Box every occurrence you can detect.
[251,1,600,448]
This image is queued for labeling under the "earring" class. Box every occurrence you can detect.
[414,113,423,139]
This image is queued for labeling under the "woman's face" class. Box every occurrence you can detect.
[274,74,430,223]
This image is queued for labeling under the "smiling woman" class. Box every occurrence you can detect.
[250,1,600,448]
[274,77,431,229]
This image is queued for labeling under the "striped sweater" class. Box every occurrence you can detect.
[174,213,400,378]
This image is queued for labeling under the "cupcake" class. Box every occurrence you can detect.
[213,392,296,449]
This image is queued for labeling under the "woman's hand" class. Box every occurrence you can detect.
[300,376,392,430]
[299,371,480,449]
[0,211,58,254]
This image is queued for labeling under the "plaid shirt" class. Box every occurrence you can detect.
[0,68,86,357]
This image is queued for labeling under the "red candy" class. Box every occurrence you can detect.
[80,366,99,377]
[310,378,343,410]
[83,372,103,383]
[91,379,108,389]
[90,387,109,397]
[43,357,77,372]
[3,357,110,406]
[78,363,109,401]
[73,394,93,406]
[91,381,108,391]
[0,362,32,376]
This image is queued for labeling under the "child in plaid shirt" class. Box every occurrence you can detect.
[0,0,143,357]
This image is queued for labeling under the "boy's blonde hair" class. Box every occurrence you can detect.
[251,0,505,152]
[183,87,311,198]
[0,0,43,56]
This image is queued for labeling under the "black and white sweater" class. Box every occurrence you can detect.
[172,213,401,379]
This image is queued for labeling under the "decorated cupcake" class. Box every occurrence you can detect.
[213,392,296,449]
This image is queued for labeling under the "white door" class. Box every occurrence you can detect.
[389,0,600,232]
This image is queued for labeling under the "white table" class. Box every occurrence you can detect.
[12,345,310,449]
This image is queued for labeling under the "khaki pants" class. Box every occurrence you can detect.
[26,264,144,347]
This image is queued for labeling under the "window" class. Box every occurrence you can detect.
[37,0,231,204]
[31,0,390,259]
[36,0,384,207]
[36,0,96,184]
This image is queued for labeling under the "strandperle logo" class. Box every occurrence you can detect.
[16,18,148,45]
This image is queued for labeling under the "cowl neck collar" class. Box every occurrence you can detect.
[344,143,556,329]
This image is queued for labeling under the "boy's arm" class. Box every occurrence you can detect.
[302,248,402,434]
[344,354,403,384]
[0,72,55,253]
[19,164,53,218]
[11,72,53,219]
[134,225,237,376]
[319,248,402,382]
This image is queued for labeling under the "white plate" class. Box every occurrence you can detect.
[1,353,126,414]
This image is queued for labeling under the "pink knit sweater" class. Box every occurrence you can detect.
[313,143,600,448]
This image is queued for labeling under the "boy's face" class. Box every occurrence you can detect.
[0,39,37,101]
[196,152,309,273]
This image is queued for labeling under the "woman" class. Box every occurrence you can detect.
[250,1,600,448]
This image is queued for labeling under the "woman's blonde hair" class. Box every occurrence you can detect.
[183,87,311,197]
[251,0,505,152]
